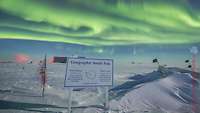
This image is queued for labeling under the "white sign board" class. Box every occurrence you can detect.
[64,57,113,87]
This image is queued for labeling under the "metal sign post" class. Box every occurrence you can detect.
[68,87,73,113]
[105,87,109,113]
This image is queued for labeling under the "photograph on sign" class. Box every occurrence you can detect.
[64,58,113,87]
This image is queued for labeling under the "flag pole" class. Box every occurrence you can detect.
[41,54,47,97]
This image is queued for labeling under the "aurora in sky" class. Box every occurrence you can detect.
[0,0,200,46]
[1,1,200,113]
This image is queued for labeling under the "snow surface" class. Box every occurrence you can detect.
[0,63,199,113]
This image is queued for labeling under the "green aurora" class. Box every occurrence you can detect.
[0,0,200,46]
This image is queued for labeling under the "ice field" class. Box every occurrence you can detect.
[0,63,199,113]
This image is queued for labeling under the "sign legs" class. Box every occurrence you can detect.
[68,88,73,113]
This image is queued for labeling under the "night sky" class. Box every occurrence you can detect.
[0,0,199,67]
[0,0,200,46]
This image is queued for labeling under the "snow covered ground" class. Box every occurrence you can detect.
[109,68,200,113]
[0,63,199,113]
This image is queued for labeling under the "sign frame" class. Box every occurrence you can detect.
[64,57,114,87]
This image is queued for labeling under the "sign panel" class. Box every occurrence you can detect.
[64,57,113,87]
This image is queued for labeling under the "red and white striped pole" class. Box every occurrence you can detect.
[190,46,198,113]
[39,54,47,97]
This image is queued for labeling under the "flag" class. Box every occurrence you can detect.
[53,56,67,63]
